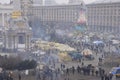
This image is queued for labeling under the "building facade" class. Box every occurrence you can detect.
[0,4,13,27]
[0,0,86,40]
[87,1,120,34]
[33,0,43,5]
[1,0,32,52]
[29,4,86,23]
[3,19,32,51]
[0,4,13,47]
[44,0,56,5]
[28,3,86,38]
[69,0,84,4]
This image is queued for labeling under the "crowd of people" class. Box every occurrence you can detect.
[0,36,119,80]
[0,63,116,80]
[63,64,114,80]
[35,61,116,80]
[0,70,14,80]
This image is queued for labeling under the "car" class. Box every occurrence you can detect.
[109,67,120,78]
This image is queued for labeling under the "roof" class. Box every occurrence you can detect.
[92,0,120,4]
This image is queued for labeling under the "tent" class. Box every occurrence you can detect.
[93,41,104,45]
[58,52,72,61]
[81,49,93,55]
[111,40,120,44]
[68,52,83,60]
[81,49,95,60]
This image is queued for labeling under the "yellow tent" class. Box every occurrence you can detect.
[58,52,72,61]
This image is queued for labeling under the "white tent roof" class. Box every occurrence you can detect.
[93,41,104,44]
[112,40,120,44]
[81,49,93,55]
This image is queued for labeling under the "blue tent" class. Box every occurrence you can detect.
[68,52,83,60]
[93,41,104,45]
[75,26,86,32]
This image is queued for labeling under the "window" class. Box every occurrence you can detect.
[19,36,24,44]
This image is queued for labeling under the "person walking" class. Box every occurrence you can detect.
[8,71,14,80]
[0,72,3,80]
[86,67,90,75]
[105,74,109,80]
[101,73,105,80]
[95,67,99,76]
[77,66,81,74]
[66,68,69,75]
[81,62,84,67]
[72,66,75,75]
[91,67,95,76]
[18,74,21,80]
[109,73,113,80]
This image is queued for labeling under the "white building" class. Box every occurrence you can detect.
[0,0,32,52]
[0,4,13,27]
[68,0,84,4]
[87,0,120,34]
[33,0,43,5]
[44,0,56,5]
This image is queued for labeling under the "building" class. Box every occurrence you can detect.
[28,3,86,38]
[0,4,13,47]
[44,0,56,5]
[33,0,43,5]
[3,18,32,52]
[29,4,86,23]
[87,0,120,34]
[68,0,84,4]
[0,4,13,27]
[0,0,87,40]
[2,0,32,52]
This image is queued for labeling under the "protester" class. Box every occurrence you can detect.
[72,66,75,75]
[77,66,81,74]
[91,67,95,76]
[109,73,113,80]
[82,62,84,67]
[101,74,104,80]
[105,74,109,80]
[66,68,69,75]
[18,74,21,80]
[95,67,99,76]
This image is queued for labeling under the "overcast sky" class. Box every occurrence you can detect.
[0,0,96,4]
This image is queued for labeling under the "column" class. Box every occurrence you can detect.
[13,35,16,50]
[25,34,29,50]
